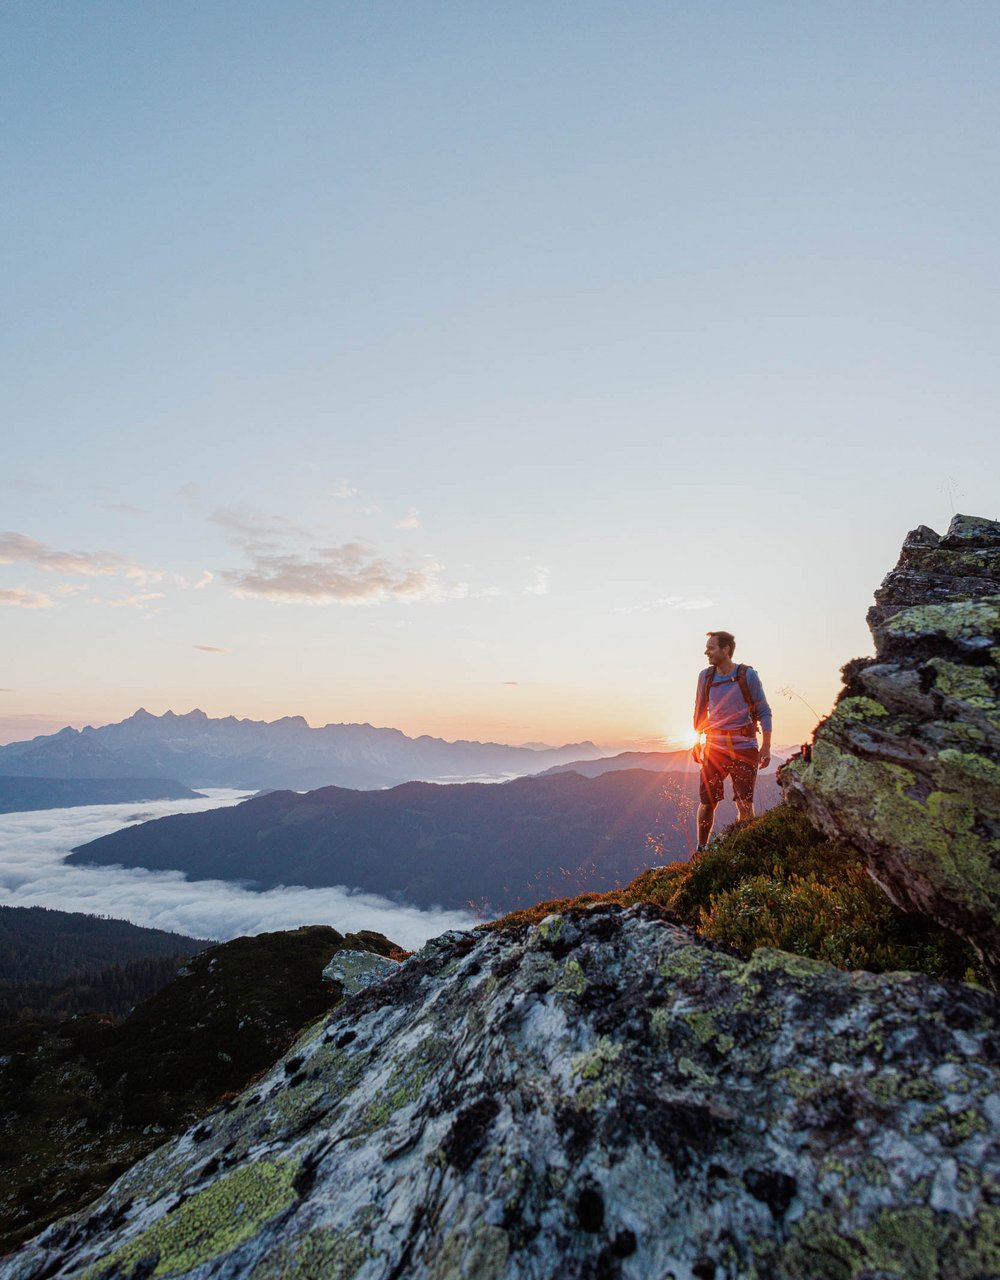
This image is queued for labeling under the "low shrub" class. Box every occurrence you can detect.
[486,804,984,985]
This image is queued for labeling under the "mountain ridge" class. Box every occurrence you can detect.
[67,768,782,912]
[0,709,602,791]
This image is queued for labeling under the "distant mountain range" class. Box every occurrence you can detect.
[69,768,782,913]
[0,776,202,813]
[0,708,603,791]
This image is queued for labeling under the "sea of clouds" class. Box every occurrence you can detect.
[0,790,477,950]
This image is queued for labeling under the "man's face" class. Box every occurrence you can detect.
[704,635,727,667]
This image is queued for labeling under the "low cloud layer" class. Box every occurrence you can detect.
[0,793,476,950]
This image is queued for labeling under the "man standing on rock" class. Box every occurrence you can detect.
[692,630,772,853]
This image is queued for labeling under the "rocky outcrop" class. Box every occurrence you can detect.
[3,904,997,1279]
[781,514,1000,986]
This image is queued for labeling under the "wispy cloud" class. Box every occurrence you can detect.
[106,503,143,515]
[0,586,55,609]
[194,644,228,653]
[210,507,311,553]
[100,591,166,610]
[0,532,160,584]
[331,480,359,499]
[193,570,214,590]
[616,596,715,613]
[213,504,480,606]
[222,544,458,605]
[396,508,421,530]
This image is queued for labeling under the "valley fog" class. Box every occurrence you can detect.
[0,790,477,949]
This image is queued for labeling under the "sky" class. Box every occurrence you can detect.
[2,1,998,753]
[0,793,477,947]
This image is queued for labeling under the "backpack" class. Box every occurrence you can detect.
[694,663,758,733]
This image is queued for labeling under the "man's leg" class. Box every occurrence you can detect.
[732,750,760,824]
[697,747,723,851]
[697,801,717,848]
[734,797,755,822]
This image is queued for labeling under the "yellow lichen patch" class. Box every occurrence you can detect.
[247,1225,374,1279]
[796,741,1000,911]
[425,1223,510,1280]
[935,748,1000,793]
[682,1010,719,1044]
[571,1036,623,1082]
[927,658,995,709]
[676,1056,716,1085]
[775,1204,1000,1280]
[658,944,742,982]
[85,1159,299,1279]
[536,914,565,944]
[884,598,1000,644]
[835,696,890,721]
[358,1048,431,1133]
[554,958,587,996]
[744,947,831,981]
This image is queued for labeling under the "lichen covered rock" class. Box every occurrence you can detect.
[322,948,400,995]
[781,514,1000,985]
[3,905,997,1280]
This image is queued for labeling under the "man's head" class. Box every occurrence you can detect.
[704,630,736,667]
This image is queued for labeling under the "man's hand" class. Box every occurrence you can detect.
[759,750,771,769]
[691,743,703,764]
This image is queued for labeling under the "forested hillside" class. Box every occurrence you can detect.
[0,906,211,1023]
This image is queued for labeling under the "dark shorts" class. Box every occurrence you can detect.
[699,742,760,807]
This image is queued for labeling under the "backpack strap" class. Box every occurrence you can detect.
[735,664,759,729]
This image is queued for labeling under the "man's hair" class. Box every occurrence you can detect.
[706,630,736,656]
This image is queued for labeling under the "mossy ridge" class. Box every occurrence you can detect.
[81,1158,299,1279]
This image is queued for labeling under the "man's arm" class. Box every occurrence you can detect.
[692,670,707,762]
[749,669,773,769]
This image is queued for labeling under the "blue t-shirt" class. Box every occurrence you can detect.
[695,666,772,747]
